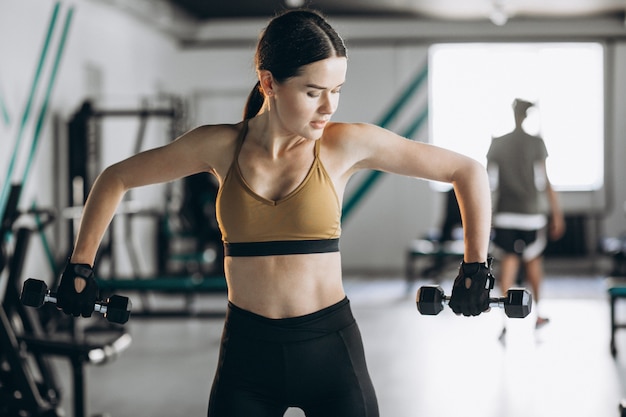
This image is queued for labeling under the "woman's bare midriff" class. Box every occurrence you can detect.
[223,252,346,319]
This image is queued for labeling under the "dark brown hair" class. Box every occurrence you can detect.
[243,9,347,120]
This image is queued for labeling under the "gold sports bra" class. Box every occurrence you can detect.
[215,120,341,256]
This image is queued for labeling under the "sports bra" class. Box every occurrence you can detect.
[215,120,341,256]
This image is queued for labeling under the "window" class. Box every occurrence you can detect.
[429,42,604,191]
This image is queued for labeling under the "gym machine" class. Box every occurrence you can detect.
[0,184,131,417]
[66,99,227,318]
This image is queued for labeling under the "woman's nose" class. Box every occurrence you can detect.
[320,93,336,114]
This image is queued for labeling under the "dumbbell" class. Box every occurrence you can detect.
[416,285,532,318]
[21,278,132,324]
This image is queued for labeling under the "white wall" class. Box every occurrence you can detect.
[1,0,625,281]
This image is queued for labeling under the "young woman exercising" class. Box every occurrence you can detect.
[56,9,494,417]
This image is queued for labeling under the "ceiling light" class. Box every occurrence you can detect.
[284,0,305,8]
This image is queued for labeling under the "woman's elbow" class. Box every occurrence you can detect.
[453,158,489,186]
[96,164,131,195]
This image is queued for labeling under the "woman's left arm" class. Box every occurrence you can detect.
[342,123,491,263]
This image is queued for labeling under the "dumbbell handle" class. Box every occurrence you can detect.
[43,292,110,314]
[440,295,508,309]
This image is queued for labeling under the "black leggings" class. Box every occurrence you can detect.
[208,298,379,417]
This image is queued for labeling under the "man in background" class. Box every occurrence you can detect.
[487,98,565,336]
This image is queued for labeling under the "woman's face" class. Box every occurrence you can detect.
[272,56,347,140]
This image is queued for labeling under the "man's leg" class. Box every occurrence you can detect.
[524,256,549,327]
[499,253,521,296]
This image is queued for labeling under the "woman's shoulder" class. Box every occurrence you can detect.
[176,121,248,156]
[321,121,400,151]
[318,122,393,173]
[321,121,380,146]
[323,121,375,136]
[183,121,245,143]
[174,121,247,175]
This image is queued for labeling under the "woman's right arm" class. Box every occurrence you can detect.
[70,124,230,265]
[56,124,236,316]
[69,165,130,265]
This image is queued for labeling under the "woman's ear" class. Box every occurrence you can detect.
[258,70,275,97]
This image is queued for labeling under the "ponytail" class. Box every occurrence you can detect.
[243,81,264,120]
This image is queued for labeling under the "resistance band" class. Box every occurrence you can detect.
[31,200,58,276]
[376,63,429,129]
[22,6,74,187]
[0,1,60,223]
[0,82,10,126]
[18,7,74,277]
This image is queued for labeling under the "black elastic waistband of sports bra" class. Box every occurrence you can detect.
[224,238,340,257]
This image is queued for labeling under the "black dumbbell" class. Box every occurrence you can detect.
[416,285,532,318]
[21,278,132,324]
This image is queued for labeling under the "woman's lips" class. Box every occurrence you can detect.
[311,120,327,129]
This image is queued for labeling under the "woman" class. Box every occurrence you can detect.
[57,9,493,417]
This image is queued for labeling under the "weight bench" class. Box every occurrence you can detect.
[97,275,227,292]
[607,277,626,357]
[405,189,464,285]
[603,232,626,357]
[600,235,626,276]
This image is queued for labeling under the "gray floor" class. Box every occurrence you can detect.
[50,258,626,417]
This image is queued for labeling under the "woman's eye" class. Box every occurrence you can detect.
[307,92,320,98]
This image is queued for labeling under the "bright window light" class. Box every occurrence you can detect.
[429,42,604,191]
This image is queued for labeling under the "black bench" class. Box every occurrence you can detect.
[405,189,464,285]
[405,238,464,283]
[607,277,626,357]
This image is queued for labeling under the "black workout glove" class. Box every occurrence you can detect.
[448,258,495,317]
[56,262,99,318]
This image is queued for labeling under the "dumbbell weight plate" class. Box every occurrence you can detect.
[416,285,445,315]
[104,295,132,324]
[21,278,48,308]
[503,288,533,318]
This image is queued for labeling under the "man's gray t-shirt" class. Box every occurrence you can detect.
[487,130,548,215]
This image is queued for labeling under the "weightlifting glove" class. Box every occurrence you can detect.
[448,258,495,317]
[56,262,99,318]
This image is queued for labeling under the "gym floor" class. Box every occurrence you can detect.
[50,257,625,417]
